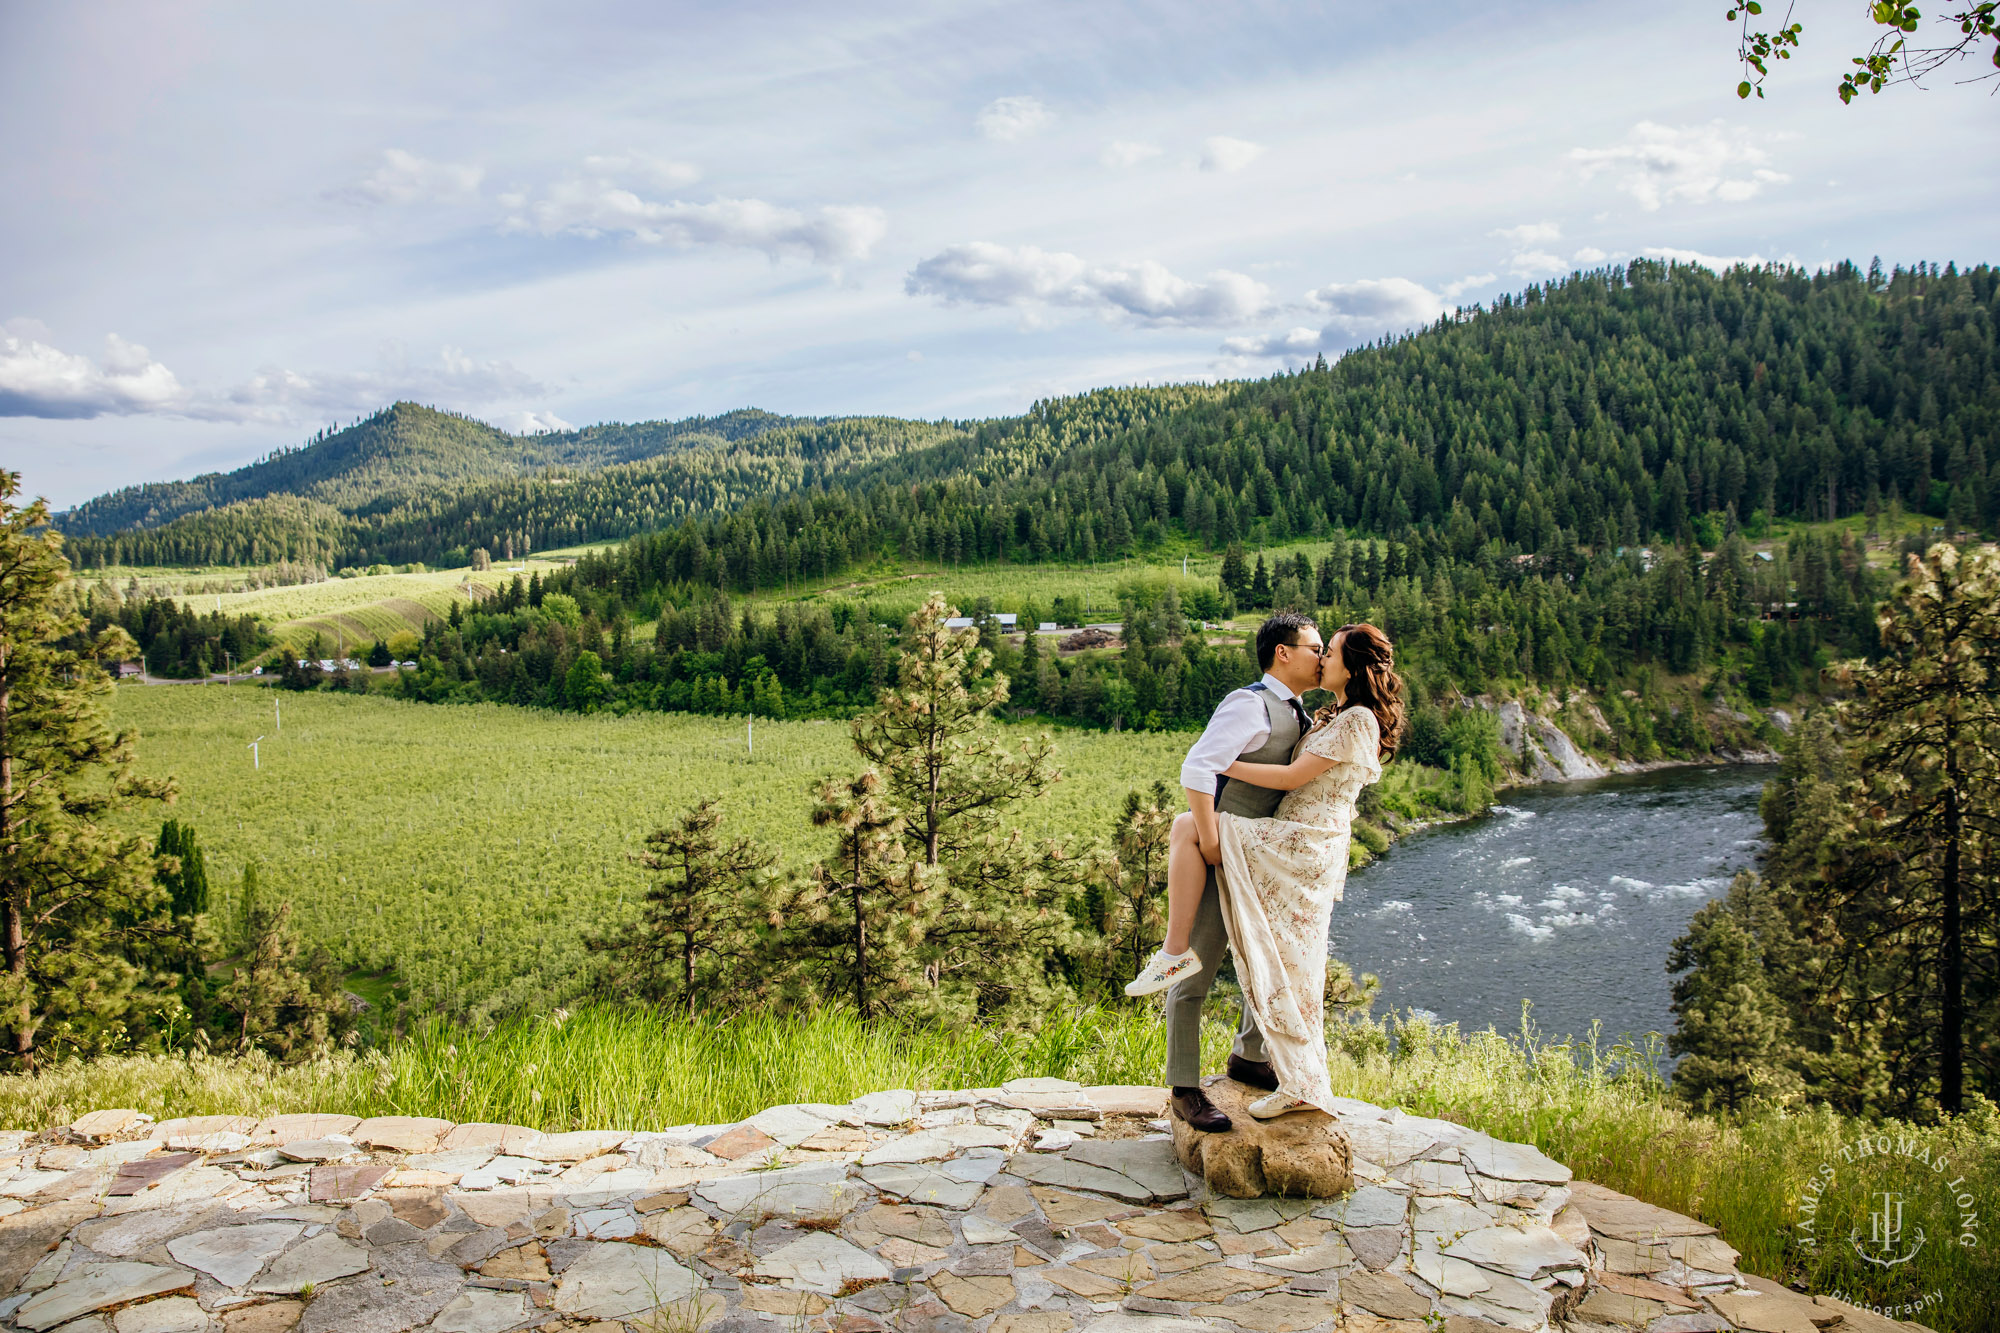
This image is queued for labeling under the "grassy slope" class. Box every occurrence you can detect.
[111,685,1188,1021]
[154,563,563,660]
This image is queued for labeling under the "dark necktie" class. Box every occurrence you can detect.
[1287,697,1310,734]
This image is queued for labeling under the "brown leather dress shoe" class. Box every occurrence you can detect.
[1169,1086,1232,1133]
[1227,1054,1280,1091]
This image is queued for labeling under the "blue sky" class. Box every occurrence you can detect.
[5,0,1994,509]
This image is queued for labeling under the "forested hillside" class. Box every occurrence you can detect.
[61,259,2000,576]
[57,403,809,540]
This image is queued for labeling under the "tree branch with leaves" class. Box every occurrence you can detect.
[1729,1,1999,101]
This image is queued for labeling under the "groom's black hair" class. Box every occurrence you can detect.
[1255,612,1320,671]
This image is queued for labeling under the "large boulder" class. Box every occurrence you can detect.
[1169,1076,1351,1199]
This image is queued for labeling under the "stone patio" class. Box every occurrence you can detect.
[0,1082,1934,1333]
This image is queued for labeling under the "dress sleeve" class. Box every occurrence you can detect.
[1304,707,1380,770]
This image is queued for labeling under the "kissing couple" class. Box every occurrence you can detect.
[1126,613,1404,1133]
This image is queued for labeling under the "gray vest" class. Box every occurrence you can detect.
[1215,686,1305,819]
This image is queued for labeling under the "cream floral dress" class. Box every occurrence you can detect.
[1215,705,1383,1113]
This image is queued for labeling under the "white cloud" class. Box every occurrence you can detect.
[508,161,886,264]
[1222,276,1447,358]
[226,344,547,418]
[976,96,1053,141]
[1101,140,1163,168]
[1508,250,1568,277]
[0,324,551,426]
[1222,327,1325,358]
[1307,277,1445,331]
[332,148,484,206]
[1441,273,1497,300]
[1199,135,1265,173]
[1571,121,1789,210]
[0,329,187,419]
[1572,246,1608,265]
[490,409,575,434]
[1492,222,1561,247]
[578,152,700,188]
[1639,246,1778,271]
[906,242,1272,326]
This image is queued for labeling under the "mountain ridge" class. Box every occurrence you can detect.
[57,403,811,536]
[57,259,2000,573]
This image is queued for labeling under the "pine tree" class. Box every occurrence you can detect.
[1016,628,1042,711]
[1667,874,1804,1110]
[1102,782,1173,988]
[852,593,1056,866]
[0,472,177,1070]
[154,819,209,918]
[590,800,778,1011]
[1249,555,1272,609]
[777,770,941,1021]
[1220,543,1249,597]
[214,897,353,1057]
[833,595,1094,1021]
[153,819,216,1028]
[1837,544,2000,1114]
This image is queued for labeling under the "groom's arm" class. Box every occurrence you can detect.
[1177,689,1269,794]
[1179,688,1267,866]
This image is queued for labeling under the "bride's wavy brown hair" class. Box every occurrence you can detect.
[1313,622,1404,761]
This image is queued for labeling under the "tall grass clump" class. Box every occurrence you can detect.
[0,1004,1234,1132]
[372,1004,1205,1128]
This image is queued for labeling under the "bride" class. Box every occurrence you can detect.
[1211,622,1404,1119]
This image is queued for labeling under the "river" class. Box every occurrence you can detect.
[1334,764,1771,1049]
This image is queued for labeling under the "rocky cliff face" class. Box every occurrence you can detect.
[1473,694,1778,787]
[1492,702,1609,783]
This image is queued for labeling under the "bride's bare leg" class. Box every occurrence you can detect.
[1163,812,1209,956]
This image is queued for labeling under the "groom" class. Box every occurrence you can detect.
[1166,611,1325,1133]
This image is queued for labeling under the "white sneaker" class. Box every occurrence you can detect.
[1247,1091,1314,1120]
[1124,947,1202,997]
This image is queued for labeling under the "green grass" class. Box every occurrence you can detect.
[110,684,1190,1022]
[3,1002,1990,1331]
[761,556,1222,619]
[67,563,291,598]
[207,564,561,656]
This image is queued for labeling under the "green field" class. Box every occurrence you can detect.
[770,554,1222,618]
[181,564,566,659]
[111,685,1188,1022]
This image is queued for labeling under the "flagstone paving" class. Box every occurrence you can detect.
[0,1083,1936,1333]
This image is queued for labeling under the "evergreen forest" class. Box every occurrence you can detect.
[62,260,2000,576]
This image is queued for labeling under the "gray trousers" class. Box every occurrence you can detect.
[1164,862,1267,1087]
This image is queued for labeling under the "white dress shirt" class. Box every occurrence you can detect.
[1179,672,1304,794]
